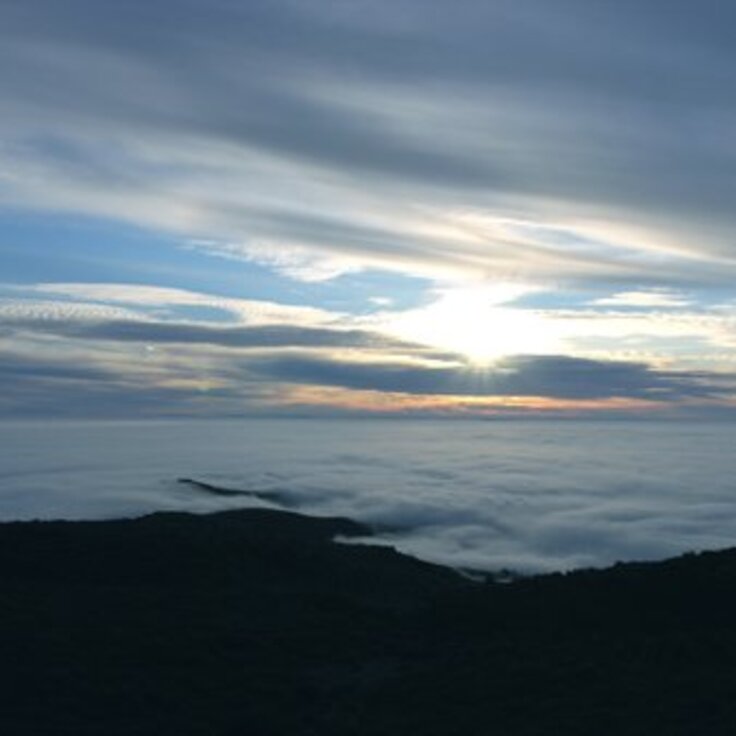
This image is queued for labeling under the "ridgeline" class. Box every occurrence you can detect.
[1,506,736,734]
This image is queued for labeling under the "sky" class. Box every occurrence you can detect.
[2,0,736,418]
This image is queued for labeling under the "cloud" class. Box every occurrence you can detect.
[0,352,113,383]
[2,1,736,287]
[248,353,728,401]
[4,316,439,353]
[19,283,339,326]
[3,416,736,572]
[0,298,143,324]
[0,339,289,418]
[3,1,736,416]
[591,290,693,308]
[3,280,736,416]
[0,286,451,356]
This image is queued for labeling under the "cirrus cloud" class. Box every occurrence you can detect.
[2,0,736,288]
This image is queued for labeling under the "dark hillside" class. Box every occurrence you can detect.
[1,508,735,735]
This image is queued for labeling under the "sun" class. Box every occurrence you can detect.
[382,285,562,365]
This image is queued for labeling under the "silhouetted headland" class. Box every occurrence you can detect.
[177,476,295,505]
[2,504,736,734]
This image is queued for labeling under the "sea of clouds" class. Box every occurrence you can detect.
[1,418,735,573]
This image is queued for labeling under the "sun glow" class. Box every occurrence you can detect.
[281,385,658,415]
[382,285,562,364]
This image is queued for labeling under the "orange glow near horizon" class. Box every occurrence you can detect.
[279,385,666,416]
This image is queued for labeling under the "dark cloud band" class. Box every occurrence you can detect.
[249,354,726,401]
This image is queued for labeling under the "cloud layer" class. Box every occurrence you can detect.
[2,3,736,416]
[249,353,725,401]
[2,281,734,417]
[3,417,736,573]
[3,0,736,287]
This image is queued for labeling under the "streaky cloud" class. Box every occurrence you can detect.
[3,0,736,285]
[2,313,451,355]
[248,353,728,401]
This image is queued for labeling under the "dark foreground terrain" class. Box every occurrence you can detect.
[2,507,736,735]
